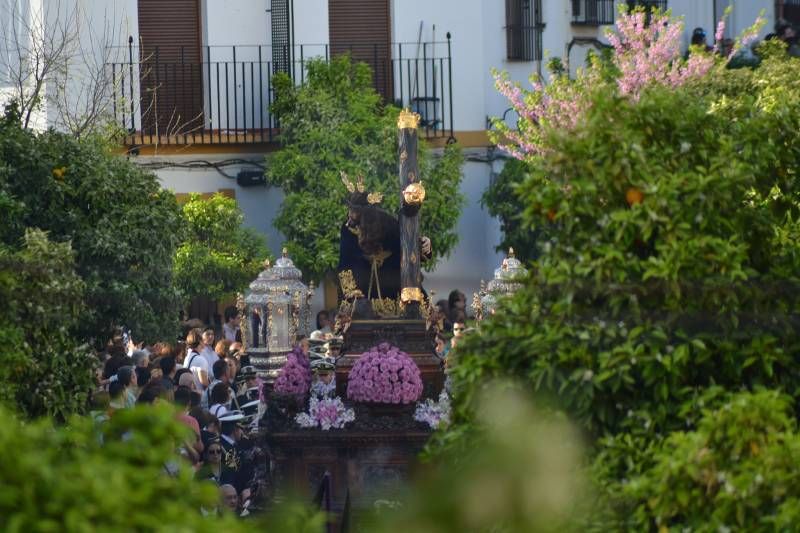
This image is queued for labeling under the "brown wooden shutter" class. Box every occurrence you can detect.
[329,0,393,101]
[137,0,203,137]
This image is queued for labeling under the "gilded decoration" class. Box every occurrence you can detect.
[338,269,364,300]
[403,181,426,206]
[371,297,402,318]
[400,286,423,303]
[397,108,421,130]
[367,192,383,205]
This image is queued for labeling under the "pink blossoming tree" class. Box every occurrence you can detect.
[492,6,766,160]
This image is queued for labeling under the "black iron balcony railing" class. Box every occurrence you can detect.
[627,0,668,13]
[779,0,800,25]
[572,0,616,26]
[108,36,454,146]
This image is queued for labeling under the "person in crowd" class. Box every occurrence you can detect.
[448,290,466,324]
[209,382,232,418]
[174,341,187,366]
[226,357,239,389]
[136,382,166,405]
[230,341,248,367]
[174,367,193,389]
[132,349,150,369]
[689,27,712,53]
[177,371,203,412]
[159,356,176,392]
[316,310,332,334]
[184,328,210,392]
[134,366,151,391]
[222,306,241,342]
[219,412,253,498]
[174,385,204,462]
[219,484,239,514]
[102,344,128,380]
[203,359,231,409]
[451,321,467,354]
[108,381,126,411]
[235,366,259,406]
[195,411,221,450]
[434,332,449,360]
[776,21,800,57]
[200,328,220,367]
[196,438,225,485]
[215,339,233,361]
[116,366,138,408]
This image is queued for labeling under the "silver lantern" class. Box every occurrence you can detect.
[473,248,528,321]
[243,248,313,380]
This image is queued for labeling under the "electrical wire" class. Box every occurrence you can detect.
[136,158,266,180]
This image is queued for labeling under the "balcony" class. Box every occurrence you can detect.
[572,0,616,26]
[108,37,454,147]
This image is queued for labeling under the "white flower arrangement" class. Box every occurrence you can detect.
[310,378,337,399]
[294,396,355,430]
[414,390,451,430]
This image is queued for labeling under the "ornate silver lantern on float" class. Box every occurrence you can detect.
[242,248,313,380]
[473,248,528,321]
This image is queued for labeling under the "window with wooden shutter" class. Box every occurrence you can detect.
[505,0,544,61]
[137,0,203,136]
[329,0,392,100]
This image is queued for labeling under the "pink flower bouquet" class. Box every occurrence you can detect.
[347,342,423,404]
[295,396,355,430]
[273,346,311,396]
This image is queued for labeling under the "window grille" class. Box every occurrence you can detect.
[572,0,615,26]
[505,0,544,61]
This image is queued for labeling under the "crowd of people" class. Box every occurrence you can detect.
[88,286,474,515]
[686,19,800,63]
[91,306,265,517]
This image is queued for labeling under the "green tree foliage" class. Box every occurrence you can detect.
[0,108,184,343]
[174,193,269,302]
[481,158,540,261]
[0,404,246,531]
[0,230,95,420]
[438,42,800,529]
[627,390,800,531]
[266,54,464,281]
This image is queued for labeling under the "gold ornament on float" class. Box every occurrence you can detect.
[402,181,426,206]
[397,108,421,130]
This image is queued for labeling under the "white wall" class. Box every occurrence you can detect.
[423,156,505,304]
[150,154,286,257]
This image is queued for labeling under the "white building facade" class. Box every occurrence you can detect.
[1,0,787,311]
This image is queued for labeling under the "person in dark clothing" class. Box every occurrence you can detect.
[159,356,176,391]
[219,412,253,497]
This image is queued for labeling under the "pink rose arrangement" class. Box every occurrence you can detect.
[347,343,423,404]
[273,346,311,396]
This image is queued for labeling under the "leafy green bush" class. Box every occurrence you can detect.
[626,390,800,531]
[267,54,464,281]
[174,193,269,302]
[0,404,249,531]
[0,229,95,419]
[0,108,184,343]
[439,20,800,531]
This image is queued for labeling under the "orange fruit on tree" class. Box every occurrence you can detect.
[626,187,644,206]
[546,208,557,221]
